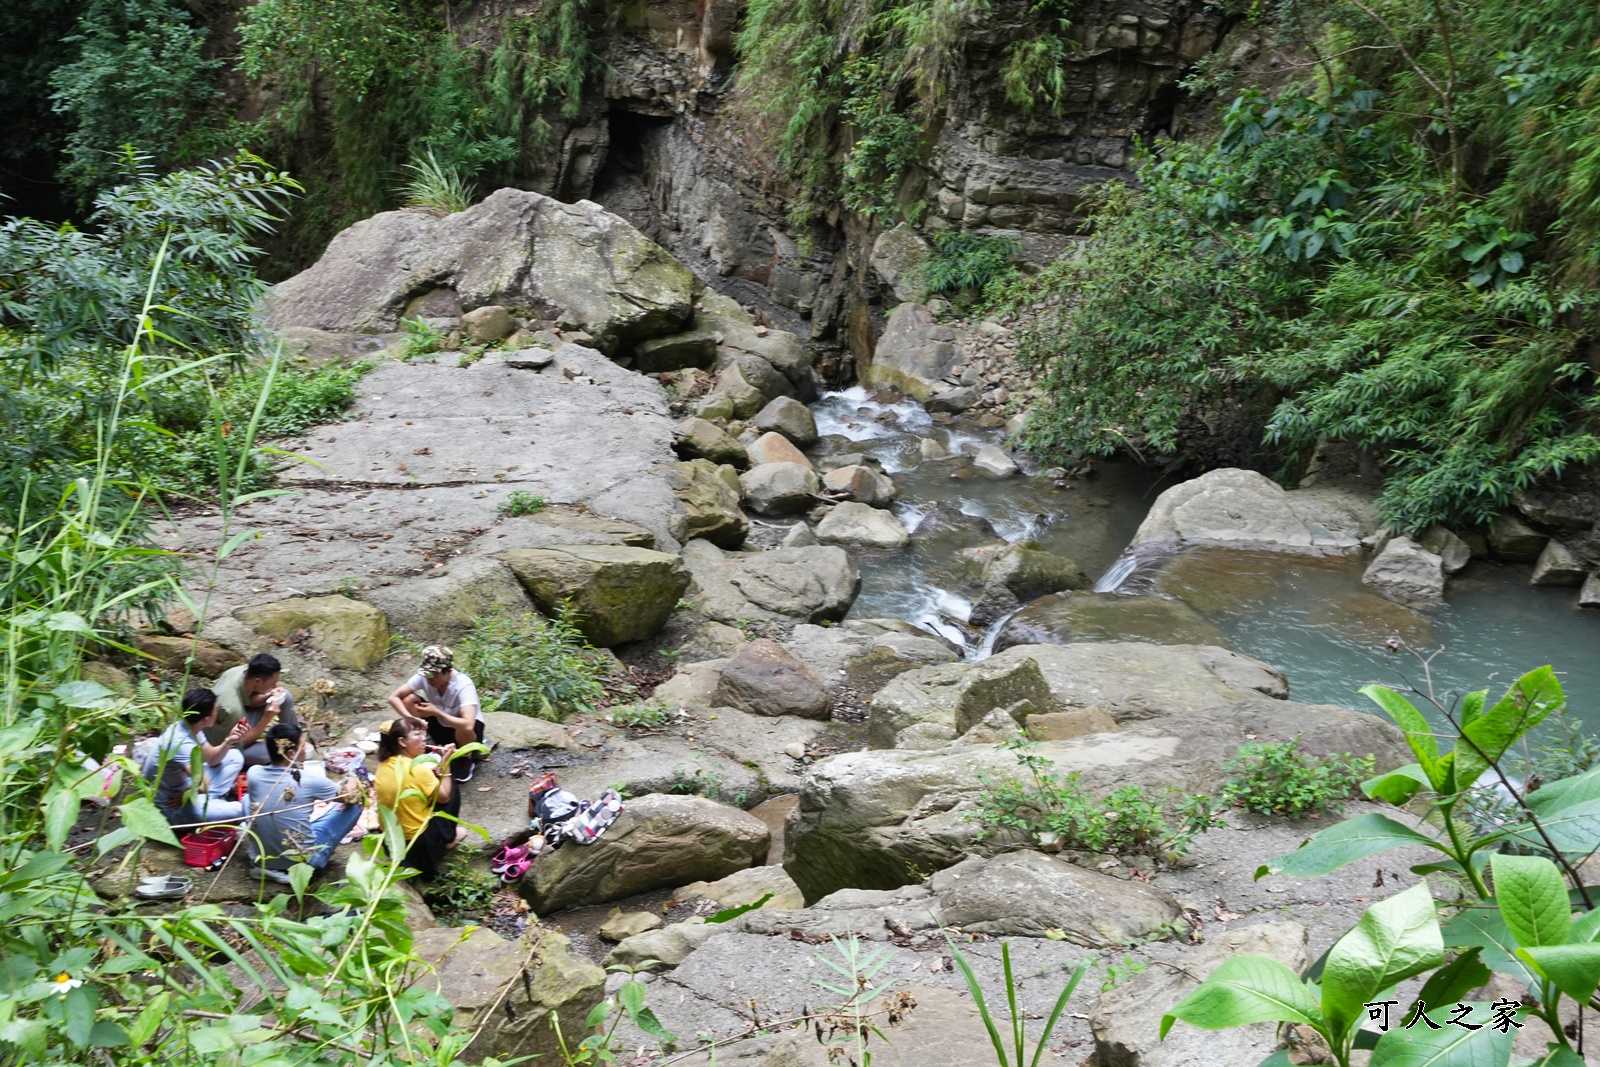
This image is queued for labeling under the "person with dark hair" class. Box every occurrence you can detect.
[385,645,486,783]
[373,717,466,877]
[243,721,364,885]
[208,652,299,767]
[149,688,249,825]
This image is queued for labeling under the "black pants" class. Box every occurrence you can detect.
[425,716,485,750]
[404,781,463,879]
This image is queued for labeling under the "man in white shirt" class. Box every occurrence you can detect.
[385,645,486,782]
[150,688,249,826]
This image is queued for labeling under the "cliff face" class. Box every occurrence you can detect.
[564,0,1230,359]
[251,0,1231,359]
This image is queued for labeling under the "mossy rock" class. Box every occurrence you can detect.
[235,595,389,671]
[498,545,691,646]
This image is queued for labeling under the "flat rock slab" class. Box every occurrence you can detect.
[156,356,687,616]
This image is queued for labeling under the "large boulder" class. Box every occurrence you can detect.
[605,919,719,969]
[1531,539,1586,586]
[1419,525,1472,574]
[1361,536,1445,603]
[709,362,770,417]
[860,303,963,399]
[482,711,574,750]
[713,639,832,719]
[674,418,749,468]
[520,793,769,912]
[666,460,748,548]
[752,397,819,449]
[971,444,1019,478]
[821,465,897,507]
[870,223,932,303]
[869,652,1059,750]
[669,864,806,911]
[263,189,695,355]
[235,595,389,670]
[1130,468,1379,554]
[363,555,535,645]
[499,545,691,646]
[696,290,818,399]
[1090,922,1312,1067]
[411,926,604,1064]
[1488,512,1547,561]
[994,591,1223,653]
[134,635,244,677]
[931,851,1183,946]
[682,542,861,624]
[746,432,812,469]
[740,462,822,516]
[634,325,719,372]
[787,694,1408,899]
[814,502,911,549]
[981,542,1088,600]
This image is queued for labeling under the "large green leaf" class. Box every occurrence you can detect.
[1518,1044,1591,1067]
[1569,907,1600,944]
[1365,764,1433,805]
[1322,884,1443,1042]
[1361,685,1443,788]
[1523,765,1600,816]
[1442,905,1538,990]
[118,796,181,848]
[1454,668,1563,791]
[1516,943,1600,1002]
[1160,956,1323,1039]
[1413,948,1491,1012]
[43,789,80,851]
[1368,1004,1513,1067]
[1491,855,1570,949]
[1256,813,1444,880]
[1509,796,1600,855]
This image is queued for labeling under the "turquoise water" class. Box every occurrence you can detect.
[1158,547,1600,732]
[808,388,1600,734]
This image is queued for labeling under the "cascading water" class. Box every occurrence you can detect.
[807,387,1158,660]
[803,387,1600,727]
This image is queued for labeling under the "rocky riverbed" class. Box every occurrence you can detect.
[108,192,1597,1066]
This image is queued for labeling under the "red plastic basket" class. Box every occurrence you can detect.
[181,826,237,867]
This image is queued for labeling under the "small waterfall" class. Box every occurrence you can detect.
[1092,541,1179,594]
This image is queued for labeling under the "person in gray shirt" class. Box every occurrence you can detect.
[208,653,298,767]
[149,688,249,826]
[244,722,363,884]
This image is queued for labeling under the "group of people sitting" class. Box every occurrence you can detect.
[146,644,489,881]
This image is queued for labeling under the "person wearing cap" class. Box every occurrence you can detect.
[385,645,486,783]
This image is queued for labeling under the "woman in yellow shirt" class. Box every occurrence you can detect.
[373,718,466,877]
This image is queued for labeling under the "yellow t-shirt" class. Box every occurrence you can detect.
[375,756,439,840]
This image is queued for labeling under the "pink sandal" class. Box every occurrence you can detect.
[490,844,529,877]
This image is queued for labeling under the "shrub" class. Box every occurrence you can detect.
[396,317,443,361]
[974,739,1223,862]
[458,603,608,720]
[424,851,500,922]
[497,490,546,517]
[606,702,671,728]
[918,231,1021,301]
[1220,739,1373,819]
[399,149,476,214]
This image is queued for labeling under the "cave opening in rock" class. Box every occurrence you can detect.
[592,108,673,242]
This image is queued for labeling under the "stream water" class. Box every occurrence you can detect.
[809,387,1600,733]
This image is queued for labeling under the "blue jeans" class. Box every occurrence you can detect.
[166,749,247,826]
[305,803,364,869]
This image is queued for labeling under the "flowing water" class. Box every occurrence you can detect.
[809,387,1600,732]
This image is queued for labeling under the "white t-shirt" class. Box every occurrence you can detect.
[407,670,482,722]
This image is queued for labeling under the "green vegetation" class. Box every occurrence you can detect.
[942,932,1092,1067]
[734,0,1076,227]
[497,489,547,517]
[237,0,597,248]
[0,221,503,1064]
[1011,0,1600,532]
[1165,665,1600,1066]
[1220,738,1373,818]
[918,231,1021,301]
[48,0,220,198]
[975,738,1224,862]
[458,603,608,720]
[396,317,445,361]
[605,701,672,728]
[423,848,500,923]
[399,149,478,214]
